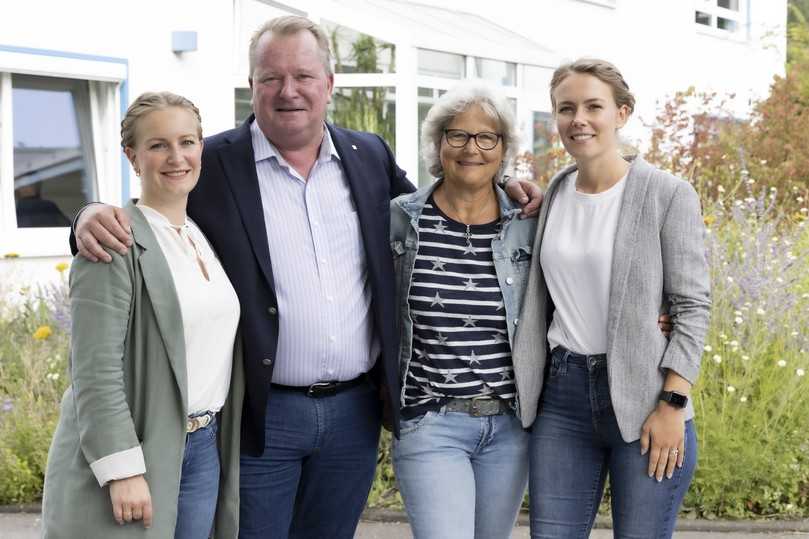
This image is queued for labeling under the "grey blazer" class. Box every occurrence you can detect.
[512,156,711,442]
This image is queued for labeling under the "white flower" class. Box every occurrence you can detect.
[727,385,736,393]
[713,355,722,364]
[729,340,739,347]
[704,345,713,352]
[803,293,809,299]
[740,396,748,403]
[797,197,805,203]
[756,308,766,316]
[720,333,728,340]
[734,310,743,316]
[778,360,787,367]
[735,317,744,325]
[717,185,726,193]
[742,355,750,361]
[792,331,799,337]
[797,369,805,377]
[727,276,734,283]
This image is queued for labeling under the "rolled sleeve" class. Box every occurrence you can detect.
[89,445,146,487]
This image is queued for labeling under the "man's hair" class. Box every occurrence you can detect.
[248,16,333,79]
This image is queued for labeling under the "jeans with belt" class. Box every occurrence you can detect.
[174,415,220,539]
[529,347,697,539]
[393,406,529,539]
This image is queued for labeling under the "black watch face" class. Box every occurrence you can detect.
[668,392,688,408]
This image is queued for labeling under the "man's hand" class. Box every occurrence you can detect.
[504,178,543,218]
[109,475,152,528]
[76,204,132,263]
[658,314,673,338]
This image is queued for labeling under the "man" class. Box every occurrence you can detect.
[74,16,542,538]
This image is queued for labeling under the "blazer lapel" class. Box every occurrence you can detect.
[605,157,652,353]
[220,117,276,291]
[126,204,188,411]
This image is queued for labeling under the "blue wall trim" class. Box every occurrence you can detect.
[0,43,131,203]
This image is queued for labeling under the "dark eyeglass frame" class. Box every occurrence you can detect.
[443,128,503,151]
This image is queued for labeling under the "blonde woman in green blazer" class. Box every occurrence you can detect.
[42,92,244,538]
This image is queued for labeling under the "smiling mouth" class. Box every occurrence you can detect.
[456,161,485,166]
[161,170,191,178]
[276,108,305,112]
[571,134,595,141]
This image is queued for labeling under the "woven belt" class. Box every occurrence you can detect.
[187,411,216,433]
[444,397,511,417]
[271,374,367,398]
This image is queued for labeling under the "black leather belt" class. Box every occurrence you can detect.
[271,374,367,398]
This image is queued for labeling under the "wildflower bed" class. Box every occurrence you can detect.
[1,189,808,518]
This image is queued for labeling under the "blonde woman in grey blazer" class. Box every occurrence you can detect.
[512,59,710,538]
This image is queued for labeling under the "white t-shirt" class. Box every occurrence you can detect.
[540,171,627,355]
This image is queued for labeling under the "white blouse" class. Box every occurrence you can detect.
[89,204,240,487]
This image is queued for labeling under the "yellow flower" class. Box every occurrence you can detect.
[703,215,716,226]
[3,252,19,258]
[55,262,69,274]
[33,325,53,340]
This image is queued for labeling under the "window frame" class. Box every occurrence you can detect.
[694,0,748,40]
[0,45,127,257]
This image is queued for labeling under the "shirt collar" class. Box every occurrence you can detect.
[250,119,340,166]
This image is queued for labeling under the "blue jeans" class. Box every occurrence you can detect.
[238,380,381,539]
[175,416,220,539]
[529,348,697,539]
[393,408,529,539]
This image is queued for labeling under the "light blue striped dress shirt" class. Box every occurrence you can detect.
[251,120,380,386]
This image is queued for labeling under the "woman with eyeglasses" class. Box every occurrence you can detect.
[389,81,536,539]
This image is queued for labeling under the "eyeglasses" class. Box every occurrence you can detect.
[443,129,502,151]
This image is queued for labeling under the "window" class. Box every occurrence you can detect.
[235,88,252,127]
[417,49,465,79]
[321,21,395,74]
[328,87,396,151]
[0,51,123,256]
[474,58,516,87]
[694,0,744,35]
[11,75,95,228]
[416,87,448,186]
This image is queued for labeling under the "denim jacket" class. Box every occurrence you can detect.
[390,181,538,423]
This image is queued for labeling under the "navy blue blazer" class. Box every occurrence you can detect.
[188,116,415,456]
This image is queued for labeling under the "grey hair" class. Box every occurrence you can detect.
[249,16,333,79]
[420,81,519,181]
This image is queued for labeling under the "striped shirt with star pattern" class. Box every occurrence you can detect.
[402,196,515,418]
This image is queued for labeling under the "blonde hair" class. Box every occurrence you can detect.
[248,16,333,79]
[420,81,519,182]
[120,91,202,149]
[550,58,635,114]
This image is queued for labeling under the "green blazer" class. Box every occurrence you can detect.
[42,204,244,538]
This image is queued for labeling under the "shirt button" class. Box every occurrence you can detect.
[268,306,278,315]
[506,277,514,285]
[513,318,519,326]
[327,295,334,302]
[262,357,273,366]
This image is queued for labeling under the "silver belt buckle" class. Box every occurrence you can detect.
[187,412,213,433]
[470,398,500,417]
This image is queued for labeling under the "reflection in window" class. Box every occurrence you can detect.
[533,112,554,155]
[418,49,465,79]
[475,58,516,86]
[12,75,95,228]
[718,0,739,10]
[235,88,252,127]
[695,11,712,26]
[322,21,395,74]
[328,87,396,151]
[417,88,441,186]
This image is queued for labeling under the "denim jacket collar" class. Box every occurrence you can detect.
[394,179,523,224]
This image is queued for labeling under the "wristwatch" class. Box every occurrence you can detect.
[659,390,688,409]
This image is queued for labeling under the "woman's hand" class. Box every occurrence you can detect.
[640,403,685,481]
[109,475,152,528]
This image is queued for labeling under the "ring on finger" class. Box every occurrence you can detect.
[669,448,679,455]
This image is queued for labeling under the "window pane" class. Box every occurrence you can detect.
[718,0,739,10]
[417,88,437,186]
[695,11,712,25]
[475,58,517,86]
[328,87,396,151]
[13,75,93,228]
[235,88,252,127]
[533,112,554,155]
[418,49,465,79]
[322,21,395,74]
[717,17,737,31]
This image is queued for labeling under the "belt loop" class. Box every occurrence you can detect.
[558,348,570,376]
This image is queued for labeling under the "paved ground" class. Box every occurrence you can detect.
[3,513,809,538]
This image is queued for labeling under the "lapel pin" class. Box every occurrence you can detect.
[351,144,358,151]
